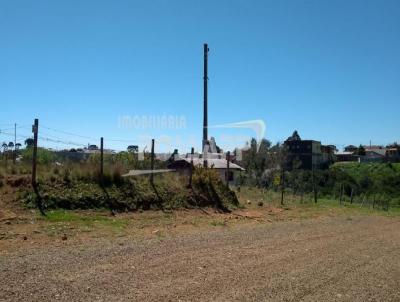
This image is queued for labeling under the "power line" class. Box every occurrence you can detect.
[41,124,137,144]
[38,136,87,147]
[4,122,140,147]
[41,125,97,140]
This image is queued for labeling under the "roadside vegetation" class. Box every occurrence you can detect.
[237,138,400,210]
[1,139,399,218]
[1,147,239,213]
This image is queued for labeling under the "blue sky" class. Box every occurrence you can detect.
[1,0,399,152]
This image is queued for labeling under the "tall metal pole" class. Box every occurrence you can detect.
[203,44,209,168]
[203,43,208,151]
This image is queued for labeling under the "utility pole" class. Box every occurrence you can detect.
[32,119,39,186]
[100,137,104,183]
[150,139,155,184]
[203,43,209,168]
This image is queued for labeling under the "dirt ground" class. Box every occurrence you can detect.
[1,213,400,302]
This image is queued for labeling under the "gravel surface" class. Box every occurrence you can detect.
[1,215,400,301]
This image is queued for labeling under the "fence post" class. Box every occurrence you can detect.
[226,151,230,187]
[32,119,39,187]
[312,165,317,203]
[13,123,16,165]
[100,137,104,183]
[150,139,155,184]
[350,188,354,204]
[339,184,343,205]
[31,118,45,215]
[280,167,285,205]
[189,147,194,187]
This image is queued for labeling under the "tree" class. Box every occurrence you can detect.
[15,143,22,150]
[2,142,8,152]
[127,145,139,153]
[21,147,56,164]
[8,142,14,150]
[356,145,366,156]
[25,138,34,148]
[240,138,271,186]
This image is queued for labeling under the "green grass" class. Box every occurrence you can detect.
[43,210,129,232]
[235,186,400,219]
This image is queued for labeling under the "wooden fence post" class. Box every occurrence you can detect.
[150,139,155,184]
[31,118,45,215]
[13,123,16,165]
[189,147,194,187]
[339,184,343,205]
[350,188,354,204]
[312,164,317,203]
[280,167,285,206]
[32,119,39,187]
[100,137,104,183]
[226,151,230,187]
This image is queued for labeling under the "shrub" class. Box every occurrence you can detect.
[112,166,124,186]
[62,169,71,184]
[52,167,60,175]
[10,166,17,175]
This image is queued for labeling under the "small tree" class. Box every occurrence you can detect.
[356,145,366,156]
[25,138,34,148]
[127,145,139,153]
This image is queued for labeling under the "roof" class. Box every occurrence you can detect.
[335,151,355,156]
[122,169,175,177]
[171,158,245,171]
[365,149,386,157]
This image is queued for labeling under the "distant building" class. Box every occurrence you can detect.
[363,146,386,163]
[344,145,358,153]
[168,156,244,184]
[337,144,400,163]
[284,131,335,170]
[335,151,360,162]
[54,147,115,161]
[386,147,400,162]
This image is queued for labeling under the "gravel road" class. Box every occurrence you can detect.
[1,215,399,301]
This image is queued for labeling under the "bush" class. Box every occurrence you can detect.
[20,168,240,212]
[112,166,124,186]
[21,147,56,164]
[52,167,60,175]
[62,169,71,184]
